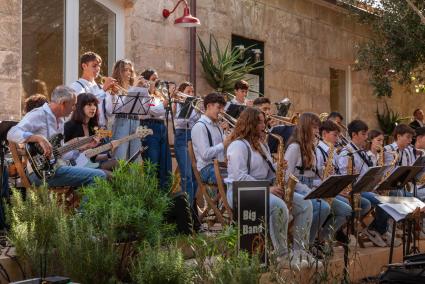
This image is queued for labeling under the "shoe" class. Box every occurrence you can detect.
[293,250,323,269]
[278,254,309,270]
[362,228,387,247]
[382,231,402,247]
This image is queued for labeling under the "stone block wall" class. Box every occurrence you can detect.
[0,0,21,121]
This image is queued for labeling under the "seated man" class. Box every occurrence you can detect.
[191,92,231,184]
[7,85,107,187]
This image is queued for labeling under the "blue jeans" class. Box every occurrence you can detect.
[227,184,290,257]
[389,188,413,197]
[174,129,197,204]
[112,117,141,161]
[141,120,172,189]
[320,198,352,241]
[337,195,371,217]
[29,166,106,187]
[361,191,389,234]
[298,176,331,244]
[200,164,216,184]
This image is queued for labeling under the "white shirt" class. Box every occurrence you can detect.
[7,103,63,143]
[366,150,378,167]
[174,103,201,130]
[191,114,225,171]
[384,142,415,166]
[315,140,338,179]
[69,78,114,128]
[140,96,166,120]
[337,142,371,176]
[225,139,275,183]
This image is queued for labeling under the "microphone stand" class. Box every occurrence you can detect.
[164,81,176,135]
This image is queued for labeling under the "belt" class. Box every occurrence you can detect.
[141,118,164,124]
[115,113,139,120]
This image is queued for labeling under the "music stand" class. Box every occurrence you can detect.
[411,156,425,194]
[351,166,390,194]
[304,174,359,200]
[374,166,423,192]
[177,97,196,119]
[226,104,247,119]
[0,120,18,230]
[112,88,152,116]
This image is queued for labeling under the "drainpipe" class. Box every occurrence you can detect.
[189,0,197,90]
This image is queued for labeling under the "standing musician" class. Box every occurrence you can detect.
[314,120,352,243]
[109,59,140,161]
[226,108,313,268]
[173,82,200,205]
[64,93,117,175]
[69,51,116,129]
[7,86,107,187]
[284,113,330,248]
[191,93,231,184]
[139,68,172,189]
[224,80,253,111]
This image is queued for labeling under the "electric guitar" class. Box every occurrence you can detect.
[26,130,111,180]
[73,126,153,168]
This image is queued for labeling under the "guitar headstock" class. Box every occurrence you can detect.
[136,126,153,138]
[94,127,112,139]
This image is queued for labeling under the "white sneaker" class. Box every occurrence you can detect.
[382,231,402,247]
[278,253,309,270]
[293,250,323,269]
[362,228,387,247]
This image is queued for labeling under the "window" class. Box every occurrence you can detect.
[330,68,348,121]
[231,35,265,98]
[22,0,64,98]
[22,0,123,103]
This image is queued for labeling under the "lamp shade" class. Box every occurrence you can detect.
[174,7,200,27]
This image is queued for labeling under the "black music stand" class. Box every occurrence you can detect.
[226,104,247,119]
[112,88,152,116]
[177,97,196,119]
[0,120,18,230]
[412,156,425,195]
[351,166,390,194]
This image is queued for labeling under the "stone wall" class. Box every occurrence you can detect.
[125,0,423,128]
[0,0,21,121]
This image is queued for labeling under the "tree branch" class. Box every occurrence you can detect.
[406,0,425,24]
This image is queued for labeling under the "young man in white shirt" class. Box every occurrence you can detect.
[69,51,116,129]
[7,86,107,187]
[191,93,231,184]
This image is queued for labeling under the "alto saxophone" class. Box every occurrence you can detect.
[323,142,335,206]
[267,131,298,212]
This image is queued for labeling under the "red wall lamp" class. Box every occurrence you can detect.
[162,0,201,27]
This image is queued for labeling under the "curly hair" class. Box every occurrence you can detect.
[112,59,135,88]
[228,107,265,154]
[287,112,320,169]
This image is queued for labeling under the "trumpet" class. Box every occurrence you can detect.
[99,75,128,95]
[219,111,237,128]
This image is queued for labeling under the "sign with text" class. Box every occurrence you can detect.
[233,181,269,266]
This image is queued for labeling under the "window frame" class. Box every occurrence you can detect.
[64,0,124,85]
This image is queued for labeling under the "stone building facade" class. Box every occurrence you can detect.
[0,0,423,128]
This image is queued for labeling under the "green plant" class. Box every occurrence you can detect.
[81,161,173,244]
[7,186,67,278]
[211,251,261,284]
[198,34,263,97]
[376,100,407,135]
[131,242,195,284]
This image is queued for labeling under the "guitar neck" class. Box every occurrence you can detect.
[85,133,140,158]
[56,136,93,156]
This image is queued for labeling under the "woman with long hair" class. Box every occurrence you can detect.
[285,112,331,248]
[226,108,313,268]
[110,59,140,161]
[64,93,117,174]
[173,82,200,207]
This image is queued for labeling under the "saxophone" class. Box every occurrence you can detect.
[323,142,335,206]
[376,145,385,167]
[377,149,399,195]
[267,131,299,212]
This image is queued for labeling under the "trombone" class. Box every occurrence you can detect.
[190,98,237,128]
[267,114,297,126]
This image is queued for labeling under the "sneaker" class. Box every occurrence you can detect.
[278,253,309,270]
[293,250,323,269]
[362,228,387,247]
[382,231,402,247]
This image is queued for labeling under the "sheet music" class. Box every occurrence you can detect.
[113,87,152,115]
[377,196,425,222]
